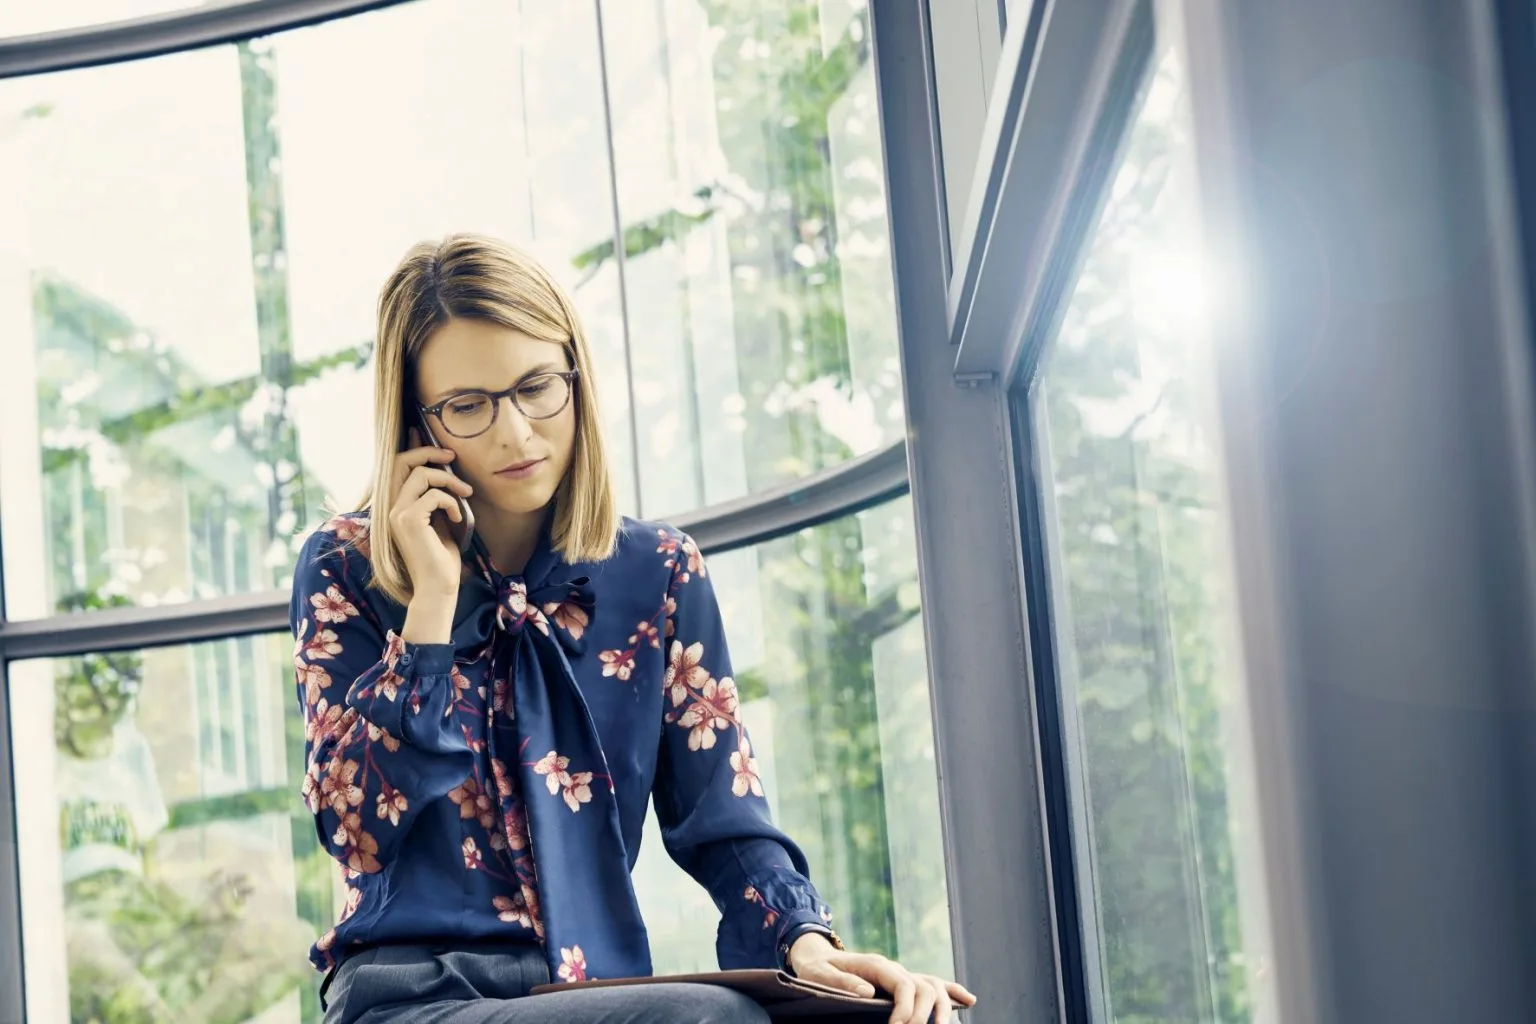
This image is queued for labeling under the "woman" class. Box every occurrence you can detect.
[290,234,975,1024]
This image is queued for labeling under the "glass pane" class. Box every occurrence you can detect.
[0,0,625,621]
[1031,50,1260,1023]
[602,0,904,515]
[633,495,953,977]
[11,633,340,1024]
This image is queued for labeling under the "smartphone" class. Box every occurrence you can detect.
[415,414,476,554]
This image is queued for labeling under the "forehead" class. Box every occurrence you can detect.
[414,318,566,399]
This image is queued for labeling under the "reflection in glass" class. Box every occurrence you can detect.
[1031,52,1256,1023]
[11,634,327,1024]
[0,0,903,620]
[601,0,904,515]
[633,495,953,978]
[0,0,617,620]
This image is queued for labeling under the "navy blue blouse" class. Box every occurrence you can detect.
[289,511,834,983]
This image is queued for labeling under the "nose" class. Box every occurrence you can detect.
[492,393,535,446]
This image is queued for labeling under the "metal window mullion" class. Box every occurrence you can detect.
[870,3,1063,1022]
[0,0,417,79]
[591,0,646,520]
[0,439,911,662]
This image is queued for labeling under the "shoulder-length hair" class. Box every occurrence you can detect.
[355,233,619,606]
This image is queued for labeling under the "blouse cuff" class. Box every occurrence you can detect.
[720,868,835,970]
[344,631,457,740]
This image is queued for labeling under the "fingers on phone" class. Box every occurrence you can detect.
[400,466,471,502]
[416,488,462,523]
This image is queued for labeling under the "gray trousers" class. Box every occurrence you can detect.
[322,944,772,1024]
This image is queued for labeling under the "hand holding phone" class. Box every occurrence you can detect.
[388,426,475,597]
[414,417,477,554]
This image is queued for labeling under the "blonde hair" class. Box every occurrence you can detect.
[356,233,619,606]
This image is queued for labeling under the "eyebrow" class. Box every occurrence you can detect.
[429,362,563,403]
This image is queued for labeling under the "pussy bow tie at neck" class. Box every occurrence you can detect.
[451,533,653,981]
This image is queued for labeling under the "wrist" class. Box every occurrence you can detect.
[402,591,456,644]
[783,926,843,975]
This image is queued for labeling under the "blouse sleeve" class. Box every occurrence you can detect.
[290,524,473,874]
[652,530,837,969]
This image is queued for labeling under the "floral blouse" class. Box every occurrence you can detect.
[289,511,834,983]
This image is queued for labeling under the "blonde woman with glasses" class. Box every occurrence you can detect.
[290,235,974,1024]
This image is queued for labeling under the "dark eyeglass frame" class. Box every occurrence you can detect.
[419,369,581,438]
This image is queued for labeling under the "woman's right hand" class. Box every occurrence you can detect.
[389,429,473,599]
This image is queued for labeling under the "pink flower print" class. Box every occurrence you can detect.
[501,800,529,851]
[599,648,636,681]
[334,813,381,873]
[731,737,764,798]
[656,530,681,562]
[382,631,407,669]
[447,666,472,715]
[678,677,739,751]
[633,620,660,649]
[744,886,778,929]
[546,598,590,640]
[311,585,358,624]
[340,883,364,922]
[321,758,365,817]
[298,662,332,706]
[492,678,513,719]
[681,537,706,579]
[533,751,595,812]
[303,627,343,661]
[558,946,589,983]
[522,884,546,939]
[306,698,343,745]
[505,583,528,618]
[324,515,369,546]
[449,777,496,829]
[372,668,403,703]
[376,784,408,826]
[366,721,401,753]
[301,762,323,814]
[665,641,709,707]
[317,928,337,954]
[491,758,515,799]
[463,836,484,870]
[494,894,533,928]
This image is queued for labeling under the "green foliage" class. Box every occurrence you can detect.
[63,869,310,1024]
[52,592,144,760]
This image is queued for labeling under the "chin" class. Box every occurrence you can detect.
[486,480,561,517]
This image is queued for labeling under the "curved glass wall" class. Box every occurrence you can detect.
[0,0,904,620]
[0,2,945,1022]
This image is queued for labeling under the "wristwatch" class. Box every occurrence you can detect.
[778,924,845,975]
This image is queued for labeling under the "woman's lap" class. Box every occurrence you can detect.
[325,945,770,1024]
[353,983,771,1024]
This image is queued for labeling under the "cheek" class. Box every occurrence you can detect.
[545,412,579,468]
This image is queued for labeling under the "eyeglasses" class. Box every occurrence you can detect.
[420,370,580,439]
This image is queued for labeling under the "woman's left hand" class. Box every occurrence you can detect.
[786,932,977,1024]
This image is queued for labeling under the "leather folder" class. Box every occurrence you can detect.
[529,968,895,1019]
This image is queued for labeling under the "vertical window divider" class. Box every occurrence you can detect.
[592,0,646,519]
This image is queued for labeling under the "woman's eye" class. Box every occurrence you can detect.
[519,381,552,397]
[449,400,484,415]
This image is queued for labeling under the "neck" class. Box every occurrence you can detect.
[469,502,549,576]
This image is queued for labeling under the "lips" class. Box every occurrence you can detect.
[495,457,546,478]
